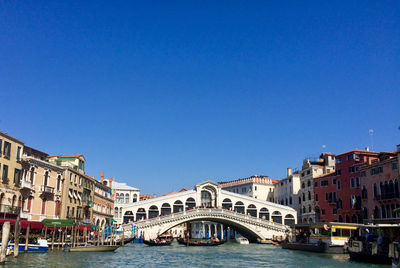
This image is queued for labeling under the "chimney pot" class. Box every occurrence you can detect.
[287,168,292,177]
[365,147,370,151]
[100,172,104,183]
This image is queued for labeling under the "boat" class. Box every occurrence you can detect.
[282,240,326,253]
[5,239,49,253]
[177,238,225,246]
[284,222,362,254]
[143,238,173,246]
[347,223,400,265]
[69,245,120,252]
[257,239,279,245]
[235,237,249,244]
[115,236,135,246]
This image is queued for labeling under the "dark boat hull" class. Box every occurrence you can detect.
[282,241,326,253]
[177,238,225,246]
[349,251,391,265]
[143,239,173,246]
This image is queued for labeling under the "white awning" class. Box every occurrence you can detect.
[73,191,78,200]
[77,193,82,201]
[68,190,73,198]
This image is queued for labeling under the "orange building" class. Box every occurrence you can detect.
[92,173,114,228]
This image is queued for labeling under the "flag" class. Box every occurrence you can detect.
[111,189,117,200]
[351,196,357,209]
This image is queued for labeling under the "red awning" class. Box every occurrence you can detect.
[0,219,44,230]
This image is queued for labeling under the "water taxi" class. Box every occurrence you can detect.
[284,222,362,253]
[235,237,249,245]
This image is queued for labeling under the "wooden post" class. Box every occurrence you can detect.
[0,221,11,265]
[24,224,30,252]
[14,213,21,257]
[71,226,75,248]
[44,226,48,239]
[51,230,55,251]
[122,231,125,246]
[61,229,64,248]
[58,229,61,249]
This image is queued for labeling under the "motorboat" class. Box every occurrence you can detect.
[235,237,249,245]
[69,245,120,252]
[177,238,225,246]
[5,239,48,253]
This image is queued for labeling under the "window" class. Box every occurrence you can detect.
[302,193,305,201]
[333,208,337,215]
[315,194,318,201]
[301,172,305,177]
[254,186,257,191]
[67,206,70,217]
[356,177,360,188]
[16,146,21,161]
[2,164,8,183]
[307,170,310,175]
[373,183,378,197]
[325,193,328,201]
[322,209,326,215]
[56,175,61,191]
[347,154,354,161]
[44,171,49,186]
[393,163,398,170]
[14,169,21,185]
[125,194,129,204]
[289,197,292,205]
[242,187,246,193]
[309,205,312,212]
[348,166,357,173]
[371,167,383,175]
[336,158,343,164]
[307,181,311,187]
[351,178,355,188]
[308,191,311,200]
[302,182,305,188]
[3,141,11,159]
[360,171,366,177]
[321,180,328,186]
[336,169,342,176]
[326,168,331,173]
[298,197,301,204]
[337,180,341,190]
[314,182,318,187]
[0,139,2,156]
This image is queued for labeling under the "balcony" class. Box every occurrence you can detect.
[20,211,31,220]
[40,185,55,195]
[376,192,400,201]
[20,180,32,190]
[0,205,20,217]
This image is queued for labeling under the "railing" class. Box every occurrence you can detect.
[134,208,289,232]
[40,185,55,194]
[0,205,20,215]
[20,180,32,189]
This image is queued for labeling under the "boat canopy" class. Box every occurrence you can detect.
[106,218,117,223]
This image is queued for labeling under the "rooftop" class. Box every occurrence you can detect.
[112,181,140,191]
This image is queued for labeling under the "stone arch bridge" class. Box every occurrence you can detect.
[121,181,297,241]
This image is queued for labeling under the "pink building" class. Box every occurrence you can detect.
[360,151,399,222]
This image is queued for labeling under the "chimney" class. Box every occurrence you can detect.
[100,172,104,183]
[365,147,370,151]
[287,168,292,177]
[108,177,114,189]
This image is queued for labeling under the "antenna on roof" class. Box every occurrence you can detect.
[369,129,374,151]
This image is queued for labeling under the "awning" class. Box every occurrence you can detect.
[106,218,117,223]
[75,225,93,231]
[0,219,44,230]
[42,219,75,228]
[68,190,73,198]
[73,192,78,200]
[77,193,82,201]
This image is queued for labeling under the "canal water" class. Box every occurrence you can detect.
[4,242,389,267]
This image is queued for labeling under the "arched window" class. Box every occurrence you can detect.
[56,175,62,191]
[222,198,232,210]
[115,207,119,218]
[234,201,245,214]
[119,207,122,218]
[119,193,124,203]
[30,167,35,184]
[43,171,49,186]
[133,194,137,202]
[308,205,312,213]
[259,207,269,220]
[116,193,119,203]
[308,191,311,200]
[42,198,47,215]
[125,194,129,204]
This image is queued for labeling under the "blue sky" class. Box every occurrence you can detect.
[1,1,399,195]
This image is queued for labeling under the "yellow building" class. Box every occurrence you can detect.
[0,131,24,218]
[20,146,64,221]
[48,155,94,224]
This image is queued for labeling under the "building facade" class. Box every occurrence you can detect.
[314,149,379,223]
[92,173,114,228]
[48,155,94,224]
[20,146,64,221]
[0,131,24,218]
[360,151,399,222]
[274,168,301,221]
[298,153,335,223]
[219,175,277,202]
[112,180,140,224]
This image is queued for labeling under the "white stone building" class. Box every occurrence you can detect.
[274,168,301,221]
[219,175,277,202]
[112,180,140,224]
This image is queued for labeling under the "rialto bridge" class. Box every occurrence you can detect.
[121,181,297,241]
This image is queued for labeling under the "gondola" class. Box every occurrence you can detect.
[143,238,173,246]
[177,238,225,246]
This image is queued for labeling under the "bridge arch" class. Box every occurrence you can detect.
[161,203,171,216]
[247,204,257,217]
[173,200,184,213]
[136,208,146,220]
[222,198,232,210]
[148,205,159,219]
[284,214,295,225]
[234,201,245,214]
[124,211,134,223]
[185,197,196,210]
[271,211,282,224]
[259,207,269,220]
